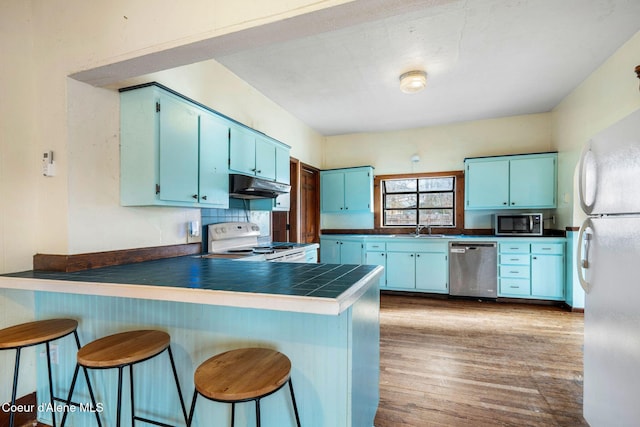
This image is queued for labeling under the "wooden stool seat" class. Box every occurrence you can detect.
[1,318,81,427]
[0,319,78,349]
[188,347,301,427]
[77,329,170,368]
[62,329,187,427]
[194,347,292,402]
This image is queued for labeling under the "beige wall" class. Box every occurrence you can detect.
[551,30,640,229]
[324,113,552,174]
[0,1,40,401]
[324,113,553,228]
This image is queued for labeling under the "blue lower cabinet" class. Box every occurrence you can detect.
[320,237,363,264]
[386,252,416,289]
[531,254,564,299]
[384,242,449,293]
[365,251,387,288]
[415,252,448,293]
[498,241,565,300]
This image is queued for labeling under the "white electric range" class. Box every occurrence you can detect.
[204,222,313,263]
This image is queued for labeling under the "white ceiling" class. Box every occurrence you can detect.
[214,0,640,136]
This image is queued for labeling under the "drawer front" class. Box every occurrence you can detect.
[499,243,530,254]
[531,243,563,255]
[365,242,386,251]
[499,254,530,265]
[500,279,531,296]
[500,265,530,279]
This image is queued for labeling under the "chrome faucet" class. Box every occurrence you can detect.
[415,224,425,236]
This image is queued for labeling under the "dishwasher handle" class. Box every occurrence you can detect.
[450,242,497,249]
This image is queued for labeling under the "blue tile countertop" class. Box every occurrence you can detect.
[0,256,383,315]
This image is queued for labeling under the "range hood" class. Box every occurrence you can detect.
[229,174,291,199]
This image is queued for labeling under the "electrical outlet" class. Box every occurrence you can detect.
[41,344,59,364]
[187,221,201,243]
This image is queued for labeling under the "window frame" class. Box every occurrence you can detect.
[374,170,465,234]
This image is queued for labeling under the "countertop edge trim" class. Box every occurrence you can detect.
[0,273,378,316]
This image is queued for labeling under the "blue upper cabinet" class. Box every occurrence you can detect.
[320,166,374,213]
[199,112,231,207]
[158,93,200,204]
[228,126,256,177]
[120,84,229,208]
[229,128,289,183]
[465,153,557,210]
[465,159,510,208]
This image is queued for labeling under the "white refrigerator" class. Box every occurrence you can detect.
[577,108,640,426]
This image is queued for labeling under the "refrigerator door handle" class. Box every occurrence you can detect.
[578,144,597,215]
[577,218,593,293]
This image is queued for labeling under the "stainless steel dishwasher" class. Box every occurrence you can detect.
[449,242,497,298]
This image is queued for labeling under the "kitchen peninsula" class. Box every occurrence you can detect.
[0,257,382,427]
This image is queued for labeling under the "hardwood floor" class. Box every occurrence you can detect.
[375,294,587,427]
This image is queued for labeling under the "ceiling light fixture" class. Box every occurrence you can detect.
[399,70,427,94]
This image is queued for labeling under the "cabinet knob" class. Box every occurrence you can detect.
[256,170,261,174]
[503,202,507,205]
[532,256,537,260]
[192,194,198,199]
[511,202,515,205]
[345,206,349,210]
[201,195,207,200]
[410,254,414,257]
[416,254,420,257]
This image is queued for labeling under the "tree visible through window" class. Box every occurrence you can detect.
[382,176,456,227]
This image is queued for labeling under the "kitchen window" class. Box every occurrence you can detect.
[380,174,459,228]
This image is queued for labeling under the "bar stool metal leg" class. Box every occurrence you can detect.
[130,364,136,427]
[289,379,301,427]
[9,348,21,427]
[167,346,188,423]
[255,399,261,427]
[116,366,124,427]
[45,341,57,427]
[60,364,103,427]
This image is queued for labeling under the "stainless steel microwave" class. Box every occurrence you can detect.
[494,213,543,236]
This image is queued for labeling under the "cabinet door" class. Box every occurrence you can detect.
[275,144,290,184]
[321,172,346,212]
[340,241,363,265]
[199,113,229,208]
[509,156,556,207]
[255,137,276,180]
[158,94,199,203]
[344,169,372,211]
[386,252,416,289]
[320,238,341,264]
[466,160,510,208]
[229,127,255,175]
[365,251,387,288]
[531,254,564,299]
[415,252,448,293]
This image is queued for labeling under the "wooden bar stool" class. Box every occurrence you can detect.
[60,330,188,427]
[188,347,301,427]
[0,318,95,427]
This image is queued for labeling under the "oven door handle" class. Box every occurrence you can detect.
[279,251,307,263]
